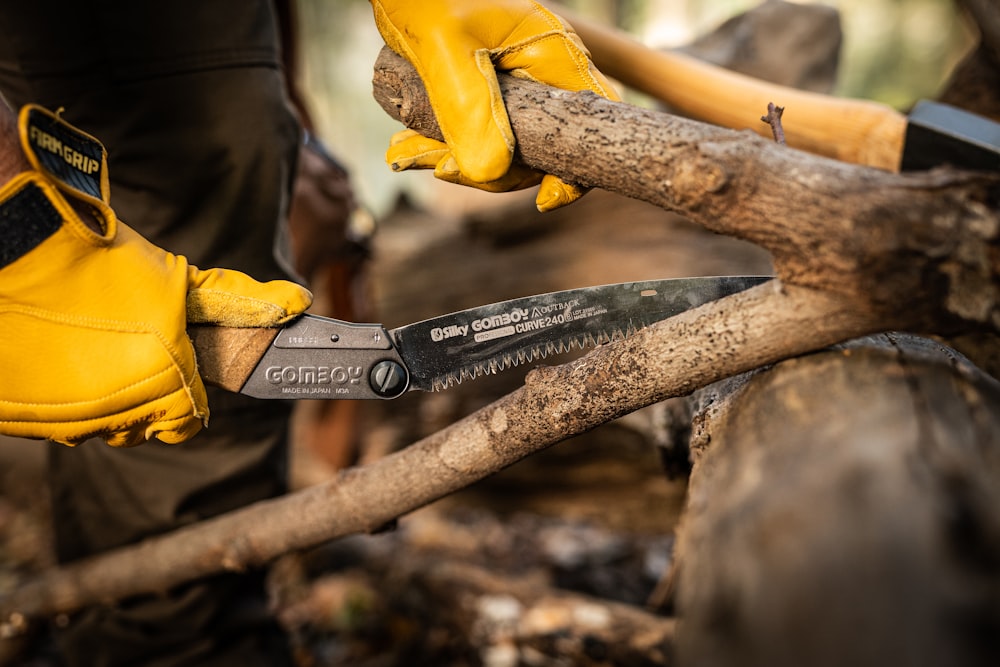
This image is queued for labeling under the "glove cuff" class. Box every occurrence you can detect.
[0,105,119,256]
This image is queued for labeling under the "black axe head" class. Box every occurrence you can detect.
[902,100,1000,172]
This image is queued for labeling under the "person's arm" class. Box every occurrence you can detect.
[0,103,312,447]
[0,97,30,178]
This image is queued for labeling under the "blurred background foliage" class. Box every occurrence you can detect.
[295,0,976,217]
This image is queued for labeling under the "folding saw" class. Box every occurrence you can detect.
[192,276,771,400]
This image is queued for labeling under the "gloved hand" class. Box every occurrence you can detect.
[370,0,620,212]
[0,105,312,447]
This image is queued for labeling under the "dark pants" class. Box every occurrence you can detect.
[48,392,294,667]
[0,2,302,664]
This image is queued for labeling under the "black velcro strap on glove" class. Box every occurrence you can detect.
[0,179,63,269]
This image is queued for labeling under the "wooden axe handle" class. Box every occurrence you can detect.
[548,2,908,171]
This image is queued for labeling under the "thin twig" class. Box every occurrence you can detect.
[760,102,786,144]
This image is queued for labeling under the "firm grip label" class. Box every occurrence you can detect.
[22,105,107,202]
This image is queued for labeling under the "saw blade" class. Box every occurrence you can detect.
[391,275,770,392]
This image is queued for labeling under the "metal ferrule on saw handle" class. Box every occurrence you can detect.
[239,316,410,400]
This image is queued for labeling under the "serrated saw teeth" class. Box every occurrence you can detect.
[425,327,632,392]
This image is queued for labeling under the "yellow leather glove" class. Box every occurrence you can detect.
[370,0,620,212]
[0,105,312,447]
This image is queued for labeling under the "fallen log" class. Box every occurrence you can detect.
[675,333,1000,667]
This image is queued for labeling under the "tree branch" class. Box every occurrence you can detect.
[1,282,874,622]
[371,47,1000,336]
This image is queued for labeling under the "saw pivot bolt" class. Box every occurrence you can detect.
[370,360,408,398]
